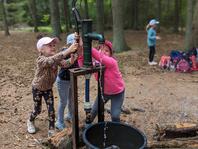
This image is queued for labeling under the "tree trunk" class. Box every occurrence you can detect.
[112,0,130,52]
[133,0,139,30]
[156,0,161,31]
[28,0,39,32]
[49,0,62,38]
[184,0,193,50]
[191,1,198,47]
[63,0,69,32]
[0,0,10,36]
[96,0,104,34]
[84,0,89,19]
[123,0,132,29]
[174,0,180,33]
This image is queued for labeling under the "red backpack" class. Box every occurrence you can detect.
[159,56,171,69]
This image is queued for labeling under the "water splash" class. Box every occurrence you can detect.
[105,145,120,149]
[103,121,108,148]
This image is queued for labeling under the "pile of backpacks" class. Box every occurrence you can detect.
[159,47,198,73]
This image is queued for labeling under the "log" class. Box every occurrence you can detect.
[148,137,198,148]
[42,124,85,149]
[154,122,198,140]
[42,128,72,149]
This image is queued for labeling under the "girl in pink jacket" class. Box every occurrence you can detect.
[79,40,125,122]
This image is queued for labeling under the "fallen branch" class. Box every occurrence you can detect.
[148,139,198,148]
[154,122,198,140]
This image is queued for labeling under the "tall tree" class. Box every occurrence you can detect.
[0,0,10,36]
[112,0,130,52]
[49,0,62,37]
[133,0,139,30]
[191,1,198,47]
[63,0,69,32]
[96,0,104,34]
[28,0,38,32]
[184,0,193,50]
[174,0,180,33]
[84,0,89,19]
[157,0,161,30]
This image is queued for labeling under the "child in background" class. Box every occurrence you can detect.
[146,19,161,65]
[27,36,78,137]
[55,33,79,130]
[78,40,125,122]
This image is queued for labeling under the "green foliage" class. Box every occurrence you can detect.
[40,14,50,25]
[6,0,30,24]
[0,0,190,33]
[38,26,52,32]
[36,0,50,26]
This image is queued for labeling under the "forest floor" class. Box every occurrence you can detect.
[0,30,198,149]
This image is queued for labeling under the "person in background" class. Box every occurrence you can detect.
[78,40,125,122]
[27,35,78,137]
[146,19,161,65]
[55,33,79,130]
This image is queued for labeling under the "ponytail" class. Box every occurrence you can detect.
[146,24,150,31]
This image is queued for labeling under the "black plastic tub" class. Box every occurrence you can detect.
[83,121,147,149]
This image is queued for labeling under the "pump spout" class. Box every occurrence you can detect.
[86,33,105,44]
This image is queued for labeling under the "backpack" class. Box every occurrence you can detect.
[159,56,171,69]
[176,59,191,73]
[170,50,183,64]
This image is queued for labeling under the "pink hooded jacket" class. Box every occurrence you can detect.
[78,47,125,95]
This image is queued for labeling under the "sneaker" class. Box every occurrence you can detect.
[27,119,36,134]
[148,61,153,65]
[48,129,55,137]
[152,61,157,65]
[55,122,65,131]
[65,115,72,123]
[148,61,157,65]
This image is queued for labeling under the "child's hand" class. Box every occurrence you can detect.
[156,36,161,40]
[60,60,68,68]
[74,32,80,43]
[69,43,79,53]
[70,53,78,64]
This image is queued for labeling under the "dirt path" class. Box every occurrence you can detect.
[0,31,197,148]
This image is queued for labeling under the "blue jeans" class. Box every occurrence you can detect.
[56,76,72,127]
[91,89,125,122]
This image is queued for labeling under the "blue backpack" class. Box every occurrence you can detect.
[170,50,183,64]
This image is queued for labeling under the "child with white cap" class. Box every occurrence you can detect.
[146,19,161,65]
[27,35,78,137]
[55,33,80,130]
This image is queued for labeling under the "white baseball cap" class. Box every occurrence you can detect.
[36,37,59,51]
[149,19,159,26]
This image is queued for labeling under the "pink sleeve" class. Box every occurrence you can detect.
[92,48,115,67]
[77,55,84,67]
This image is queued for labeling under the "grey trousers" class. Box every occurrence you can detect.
[91,89,125,122]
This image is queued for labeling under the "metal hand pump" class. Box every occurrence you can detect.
[70,1,105,147]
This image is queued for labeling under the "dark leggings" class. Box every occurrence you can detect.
[29,87,55,130]
[149,46,156,62]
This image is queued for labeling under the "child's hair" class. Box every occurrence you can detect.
[36,33,48,40]
[96,40,113,55]
[37,34,43,40]
[146,24,151,31]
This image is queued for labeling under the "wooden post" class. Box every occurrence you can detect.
[70,74,79,149]
[70,65,105,149]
